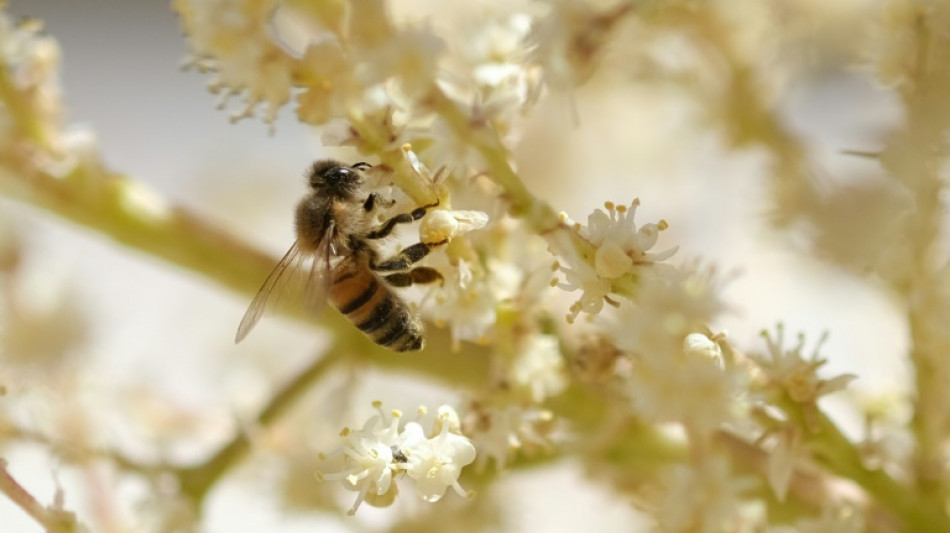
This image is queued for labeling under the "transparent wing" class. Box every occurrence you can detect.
[302,220,335,315]
[236,241,304,343]
[235,225,338,344]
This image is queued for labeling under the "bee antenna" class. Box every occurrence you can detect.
[352,162,373,170]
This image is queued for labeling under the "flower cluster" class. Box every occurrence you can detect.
[317,402,476,515]
[0,11,96,175]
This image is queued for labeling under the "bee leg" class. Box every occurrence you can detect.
[372,240,448,272]
[366,200,440,240]
[363,192,397,213]
[384,267,444,287]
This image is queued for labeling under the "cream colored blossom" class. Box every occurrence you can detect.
[510,333,567,403]
[420,208,489,244]
[751,326,856,405]
[462,401,556,470]
[318,403,476,514]
[404,408,476,503]
[0,14,72,160]
[175,0,295,124]
[625,330,738,437]
[551,199,678,322]
[653,457,754,533]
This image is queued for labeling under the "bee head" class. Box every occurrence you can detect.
[306,159,366,197]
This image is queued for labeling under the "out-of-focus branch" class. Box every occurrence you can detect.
[0,459,84,533]
[176,347,344,503]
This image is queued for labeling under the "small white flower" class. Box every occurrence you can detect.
[318,404,403,514]
[510,333,567,403]
[551,200,678,322]
[175,0,295,124]
[318,403,477,513]
[404,408,476,502]
[684,332,724,368]
[751,325,856,404]
[0,15,68,160]
[626,331,738,437]
[463,401,557,469]
[420,209,490,244]
[766,425,805,502]
[653,457,754,533]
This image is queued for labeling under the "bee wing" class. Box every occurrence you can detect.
[236,241,304,343]
[235,225,338,344]
[302,220,336,315]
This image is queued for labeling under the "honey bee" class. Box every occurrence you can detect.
[235,159,445,351]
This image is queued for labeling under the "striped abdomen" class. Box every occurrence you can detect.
[328,264,424,352]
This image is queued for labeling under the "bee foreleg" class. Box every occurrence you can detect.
[372,239,448,272]
[366,200,440,240]
[363,193,397,213]
[384,267,443,287]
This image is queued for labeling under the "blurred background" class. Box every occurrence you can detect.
[0,0,909,531]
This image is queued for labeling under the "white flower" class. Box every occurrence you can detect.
[404,408,476,502]
[684,332,724,367]
[175,0,294,124]
[605,264,727,357]
[352,26,445,98]
[530,0,632,88]
[318,403,477,513]
[653,457,754,533]
[317,403,403,514]
[425,258,498,348]
[766,425,805,502]
[551,199,678,322]
[0,14,69,160]
[463,401,557,469]
[420,208,490,244]
[751,325,857,404]
[626,331,738,437]
[510,333,567,402]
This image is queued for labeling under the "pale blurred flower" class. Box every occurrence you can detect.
[605,264,727,356]
[653,457,753,533]
[425,258,498,347]
[766,425,806,502]
[354,26,445,98]
[531,0,632,88]
[751,326,856,405]
[0,14,71,160]
[625,331,738,437]
[510,333,566,403]
[684,332,724,367]
[463,401,556,470]
[175,0,295,124]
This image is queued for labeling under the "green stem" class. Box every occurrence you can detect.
[782,397,949,530]
[177,348,344,502]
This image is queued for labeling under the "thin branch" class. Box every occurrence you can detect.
[0,459,83,533]
[175,347,345,503]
